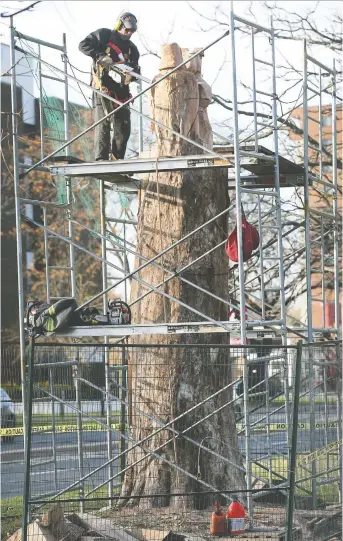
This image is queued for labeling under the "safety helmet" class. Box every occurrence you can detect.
[115,11,138,32]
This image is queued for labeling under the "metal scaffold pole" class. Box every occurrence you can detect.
[331,60,340,346]
[270,17,290,458]
[100,179,113,500]
[230,3,253,525]
[22,337,35,541]
[138,80,144,153]
[63,33,77,300]
[286,341,302,541]
[331,60,342,504]
[74,360,84,512]
[9,15,28,457]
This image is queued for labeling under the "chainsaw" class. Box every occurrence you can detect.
[79,299,131,326]
[108,63,151,85]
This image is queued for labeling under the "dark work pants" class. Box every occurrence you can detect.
[94,94,131,161]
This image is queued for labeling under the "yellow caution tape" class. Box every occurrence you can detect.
[237,420,340,432]
[1,422,120,437]
[297,440,342,466]
[2,420,341,437]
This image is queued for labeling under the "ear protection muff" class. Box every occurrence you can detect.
[114,11,137,32]
[114,17,122,31]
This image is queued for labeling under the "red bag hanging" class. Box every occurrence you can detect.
[225,206,259,263]
[249,220,260,250]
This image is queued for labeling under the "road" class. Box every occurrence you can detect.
[1,404,340,499]
[1,431,121,499]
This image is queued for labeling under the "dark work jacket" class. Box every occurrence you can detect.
[78,28,140,100]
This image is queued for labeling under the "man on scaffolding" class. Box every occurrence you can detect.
[79,11,140,161]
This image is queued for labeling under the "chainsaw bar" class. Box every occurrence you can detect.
[110,63,151,84]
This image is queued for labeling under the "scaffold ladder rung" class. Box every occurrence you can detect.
[310,175,335,189]
[241,188,276,196]
[47,235,71,239]
[48,265,73,270]
[264,287,281,292]
[239,150,275,161]
[50,296,74,300]
[310,208,333,219]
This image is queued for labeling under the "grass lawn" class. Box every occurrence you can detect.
[271,395,338,406]
[1,496,22,540]
[252,452,340,504]
[1,487,117,540]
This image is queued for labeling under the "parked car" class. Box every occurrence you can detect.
[1,388,16,442]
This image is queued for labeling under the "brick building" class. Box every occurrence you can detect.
[289,103,342,332]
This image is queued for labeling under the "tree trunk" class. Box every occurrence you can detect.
[121,44,245,508]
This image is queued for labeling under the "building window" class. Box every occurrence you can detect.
[323,165,333,174]
[323,138,331,149]
[322,115,331,126]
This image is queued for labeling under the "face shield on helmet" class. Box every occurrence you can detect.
[116,11,137,40]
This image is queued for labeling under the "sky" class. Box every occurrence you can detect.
[1,0,341,113]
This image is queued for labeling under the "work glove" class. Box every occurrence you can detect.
[96,55,114,70]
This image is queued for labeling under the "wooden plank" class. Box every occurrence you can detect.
[79,514,140,541]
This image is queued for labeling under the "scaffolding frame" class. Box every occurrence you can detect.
[8,3,341,533]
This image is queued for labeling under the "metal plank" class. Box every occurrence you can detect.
[50,154,235,177]
[56,321,276,338]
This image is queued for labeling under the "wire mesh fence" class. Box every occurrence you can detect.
[1,341,342,540]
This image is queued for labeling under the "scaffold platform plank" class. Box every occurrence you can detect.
[56,320,276,338]
[49,146,305,188]
[49,153,235,178]
[216,145,306,188]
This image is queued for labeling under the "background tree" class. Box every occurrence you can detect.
[1,100,103,339]
[185,0,342,324]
